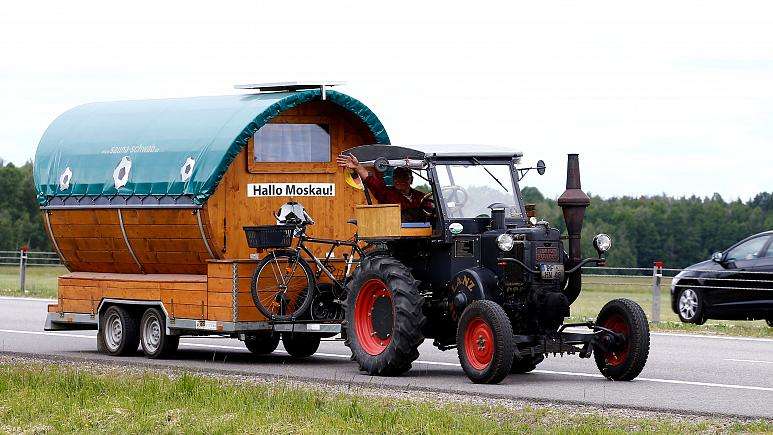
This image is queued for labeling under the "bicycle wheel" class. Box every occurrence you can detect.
[250,250,315,321]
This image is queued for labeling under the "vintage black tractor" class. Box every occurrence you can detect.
[342,145,650,384]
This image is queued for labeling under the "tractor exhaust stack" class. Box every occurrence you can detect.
[557,154,590,303]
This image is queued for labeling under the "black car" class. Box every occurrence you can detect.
[670,230,773,326]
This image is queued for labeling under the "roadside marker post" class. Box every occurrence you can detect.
[19,247,29,294]
[652,261,663,323]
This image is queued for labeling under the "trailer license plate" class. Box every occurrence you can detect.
[540,264,563,280]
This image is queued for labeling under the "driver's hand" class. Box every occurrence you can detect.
[336,153,360,169]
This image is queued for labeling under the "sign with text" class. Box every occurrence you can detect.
[247,183,335,197]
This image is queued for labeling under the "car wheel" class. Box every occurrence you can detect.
[282,333,321,358]
[677,288,705,325]
[140,307,179,359]
[244,332,280,355]
[97,305,140,356]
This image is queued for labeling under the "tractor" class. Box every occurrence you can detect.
[339,145,650,384]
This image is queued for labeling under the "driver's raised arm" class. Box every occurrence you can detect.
[336,154,370,181]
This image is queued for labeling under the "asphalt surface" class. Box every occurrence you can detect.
[0,297,771,419]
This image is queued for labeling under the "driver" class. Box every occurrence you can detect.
[337,154,434,222]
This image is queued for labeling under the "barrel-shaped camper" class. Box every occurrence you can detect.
[35,83,390,357]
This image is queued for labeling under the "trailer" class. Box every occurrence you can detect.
[35,82,391,357]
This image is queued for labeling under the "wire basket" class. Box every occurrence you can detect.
[243,225,294,249]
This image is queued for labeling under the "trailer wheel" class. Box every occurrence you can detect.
[139,307,179,359]
[457,300,515,384]
[593,298,650,381]
[97,305,139,356]
[511,354,544,374]
[282,333,321,358]
[244,332,280,355]
[344,255,425,376]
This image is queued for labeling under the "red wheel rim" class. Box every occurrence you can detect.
[601,313,630,367]
[464,317,495,370]
[354,279,393,355]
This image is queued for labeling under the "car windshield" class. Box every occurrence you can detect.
[435,162,522,219]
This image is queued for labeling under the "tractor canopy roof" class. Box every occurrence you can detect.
[34,89,388,207]
[342,144,523,163]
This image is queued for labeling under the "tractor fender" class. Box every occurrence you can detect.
[448,267,499,321]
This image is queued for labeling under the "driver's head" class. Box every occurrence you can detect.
[392,167,413,193]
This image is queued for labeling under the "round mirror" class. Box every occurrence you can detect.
[374,157,389,173]
[536,160,546,175]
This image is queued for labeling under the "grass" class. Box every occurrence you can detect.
[1,265,769,337]
[0,363,769,434]
[0,265,66,299]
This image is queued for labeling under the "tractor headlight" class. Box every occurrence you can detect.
[497,233,515,252]
[593,233,612,254]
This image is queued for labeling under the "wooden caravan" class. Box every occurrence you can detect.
[34,83,390,350]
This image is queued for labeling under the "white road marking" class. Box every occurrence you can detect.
[1,328,772,393]
[0,329,93,339]
[650,332,773,343]
[725,358,773,365]
[0,296,57,303]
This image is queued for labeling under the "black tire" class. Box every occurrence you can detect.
[457,300,515,384]
[250,250,315,321]
[139,307,179,359]
[282,333,321,358]
[676,288,705,325]
[511,354,544,374]
[97,305,140,356]
[344,255,425,376]
[593,298,650,381]
[244,332,280,355]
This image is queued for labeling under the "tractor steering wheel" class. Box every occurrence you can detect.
[419,191,436,217]
[441,185,468,216]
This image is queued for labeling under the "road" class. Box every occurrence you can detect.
[0,297,771,419]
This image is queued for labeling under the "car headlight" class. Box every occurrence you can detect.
[497,233,515,252]
[593,233,612,253]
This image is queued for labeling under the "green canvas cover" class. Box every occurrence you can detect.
[34,89,389,207]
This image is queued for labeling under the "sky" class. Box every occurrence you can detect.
[1,1,771,201]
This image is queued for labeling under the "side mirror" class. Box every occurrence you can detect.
[536,160,546,175]
[711,251,724,263]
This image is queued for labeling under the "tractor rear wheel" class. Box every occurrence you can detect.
[344,255,425,376]
[244,332,280,355]
[457,300,515,384]
[593,298,650,381]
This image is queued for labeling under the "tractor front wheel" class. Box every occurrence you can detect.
[593,298,650,381]
[344,255,425,376]
[457,300,515,384]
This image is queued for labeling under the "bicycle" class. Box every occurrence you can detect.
[245,203,365,322]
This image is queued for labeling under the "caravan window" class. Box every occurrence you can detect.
[253,124,330,162]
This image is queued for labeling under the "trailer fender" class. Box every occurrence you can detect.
[449,267,498,321]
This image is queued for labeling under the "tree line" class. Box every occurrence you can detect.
[0,162,770,268]
[523,187,772,268]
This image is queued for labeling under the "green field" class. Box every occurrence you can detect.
[0,265,66,299]
[1,265,769,337]
[0,363,768,434]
